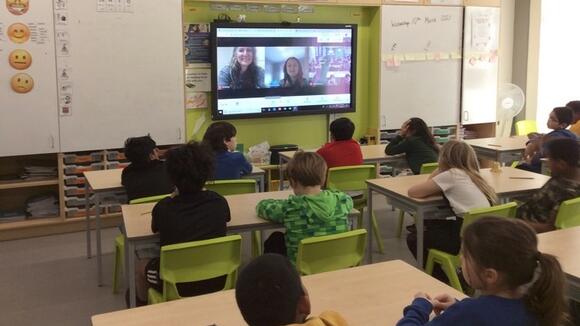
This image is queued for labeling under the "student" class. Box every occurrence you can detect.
[385,118,440,174]
[519,106,577,173]
[236,254,349,326]
[567,100,580,136]
[316,117,363,168]
[516,138,580,233]
[202,121,252,180]
[257,151,352,263]
[397,217,567,326]
[406,141,496,275]
[121,135,174,202]
[218,47,265,89]
[280,57,308,88]
[134,142,231,305]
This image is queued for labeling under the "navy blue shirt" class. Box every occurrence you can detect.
[397,296,537,326]
[213,150,252,180]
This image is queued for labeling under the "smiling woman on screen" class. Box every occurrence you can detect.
[218,47,265,90]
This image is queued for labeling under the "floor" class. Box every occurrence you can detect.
[0,195,416,326]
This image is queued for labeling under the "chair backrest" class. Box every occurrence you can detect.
[555,197,580,229]
[128,193,171,205]
[205,179,257,195]
[419,162,439,175]
[296,229,367,275]
[326,165,376,192]
[515,120,538,136]
[159,234,242,300]
[460,202,517,235]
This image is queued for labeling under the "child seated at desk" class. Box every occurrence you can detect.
[518,106,577,173]
[203,121,252,180]
[121,135,174,202]
[316,117,363,168]
[397,217,567,326]
[407,141,496,280]
[134,142,231,306]
[516,138,580,233]
[385,117,440,175]
[257,151,353,263]
[236,254,349,326]
[567,100,580,136]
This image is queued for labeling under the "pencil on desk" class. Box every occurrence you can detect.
[140,211,151,215]
[509,177,534,179]
[488,144,502,147]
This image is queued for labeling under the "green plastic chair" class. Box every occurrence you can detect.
[205,179,262,257]
[296,229,367,275]
[112,193,172,294]
[148,234,242,304]
[425,202,517,292]
[396,163,438,238]
[515,120,538,136]
[326,165,384,254]
[555,197,580,229]
[205,179,257,195]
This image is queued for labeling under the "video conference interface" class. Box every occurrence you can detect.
[214,27,355,117]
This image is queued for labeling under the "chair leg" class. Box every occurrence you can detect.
[112,243,121,294]
[396,210,406,238]
[370,211,385,254]
[440,259,463,293]
[251,231,262,257]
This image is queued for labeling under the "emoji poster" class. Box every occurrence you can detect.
[184,23,210,64]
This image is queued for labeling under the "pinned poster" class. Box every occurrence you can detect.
[185,92,208,109]
[185,68,211,92]
[184,23,210,64]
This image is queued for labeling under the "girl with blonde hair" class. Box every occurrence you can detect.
[406,140,497,281]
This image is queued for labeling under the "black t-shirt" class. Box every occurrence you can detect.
[121,160,175,202]
[151,190,231,296]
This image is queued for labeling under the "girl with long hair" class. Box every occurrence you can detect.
[279,57,308,88]
[218,47,265,89]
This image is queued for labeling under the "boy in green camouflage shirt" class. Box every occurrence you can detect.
[257,151,353,263]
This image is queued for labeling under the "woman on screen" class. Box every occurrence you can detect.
[279,57,308,88]
[218,47,265,89]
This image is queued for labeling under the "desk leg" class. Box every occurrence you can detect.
[279,157,286,191]
[128,240,136,308]
[416,208,425,268]
[95,192,103,286]
[259,175,265,192]
[367,188,374,264]
[86,182,92,258]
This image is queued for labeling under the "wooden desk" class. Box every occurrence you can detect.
[464,136,528,164]
[278,144,405,190]
[93,260,465,326]
[83,166,265,286]
[123,190,360,307]
[366,167,550,266]
[538,227,580,301]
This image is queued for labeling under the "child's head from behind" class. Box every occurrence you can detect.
[236,254,310,326]
[287,151,327,188]
[404,117,439,153]
[545,138,579,177]
[330,117,355,141]
[165,141,214,194]
[547,107,573,130]
[566,100,580,123]
[124,135,157,167]
[203,121,237,152]
[438,140,479,172]
[461,217,567,325]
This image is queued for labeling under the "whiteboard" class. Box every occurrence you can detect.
[0,1,59,156]
[379,5,463,130]
[461,7,500,125]
[57,0,185,152]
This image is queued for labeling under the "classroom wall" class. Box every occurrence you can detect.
[183,2,379,150]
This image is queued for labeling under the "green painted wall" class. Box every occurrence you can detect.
[183,1,379,149]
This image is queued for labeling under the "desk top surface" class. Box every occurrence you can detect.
[366,167,549,204]
[84,166,265,191]
[538,226,580,279]
[279,144,400,161]
[123,190,293,239]
[464,136,528,152]
[91,260,465,326]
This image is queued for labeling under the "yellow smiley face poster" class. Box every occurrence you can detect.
[10,73,34,93]
[7,22,30,43]
[6,0,29,15]
[8,49,32,70]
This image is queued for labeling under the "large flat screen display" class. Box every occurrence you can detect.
[211,23,357,120]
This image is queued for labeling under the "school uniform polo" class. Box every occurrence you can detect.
[316,139,363,168]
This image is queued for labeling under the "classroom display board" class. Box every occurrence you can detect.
[0,1,60,156]
[56,0,185,152]
[461,6,500,125]
[379,5,463,130]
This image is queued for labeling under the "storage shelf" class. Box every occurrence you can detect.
[0,178,59,190]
